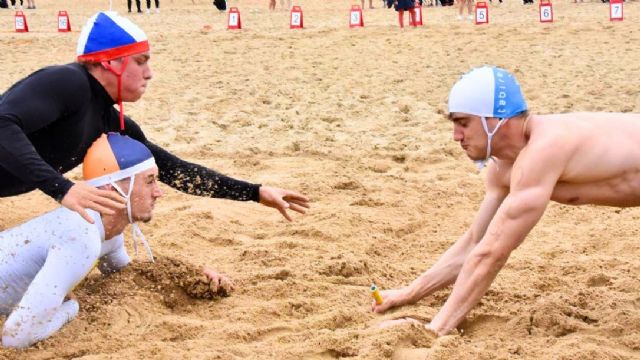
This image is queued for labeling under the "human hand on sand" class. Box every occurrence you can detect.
[202,267,235,296]
[259,186,310,221]
[370,288,411,313]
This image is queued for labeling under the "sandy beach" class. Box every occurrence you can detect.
[1,0,639,358]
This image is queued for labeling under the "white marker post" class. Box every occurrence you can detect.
[58,11,71,32]
[539,0,553,23]
[227,7,241,30]
[290,6,303,29]
[349,5,364,28]
[475,2,488,25]
[609,0,623,21]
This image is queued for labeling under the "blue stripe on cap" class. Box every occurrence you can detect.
[492,67,527,119]
[107,133,154,170]
[83,13,138,55]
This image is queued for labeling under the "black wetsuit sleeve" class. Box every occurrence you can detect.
[122,117,261,202]
[0,67,86,200]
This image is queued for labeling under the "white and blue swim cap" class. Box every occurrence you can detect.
[448,66,527,119]
[76,11,149,62]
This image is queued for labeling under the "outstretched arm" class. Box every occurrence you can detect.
[122,116,309,220]
[428,140,570,335]
[373,162,508,313]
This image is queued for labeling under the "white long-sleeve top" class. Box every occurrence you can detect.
[0,208,130,348]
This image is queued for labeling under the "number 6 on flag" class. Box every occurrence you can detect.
[539,0,553,23]
[58,10,72,32]
[15,11,29,32]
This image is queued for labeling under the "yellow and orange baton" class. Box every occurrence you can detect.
[371,284,383,305]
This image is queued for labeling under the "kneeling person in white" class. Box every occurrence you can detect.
[0,133,233,348]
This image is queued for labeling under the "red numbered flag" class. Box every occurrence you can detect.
[15,11,28,33]
[349,5,364,28]
[227,7,242,30]
[475,2,489,25]
[609,0,623,21]
[58,11,72,32]
[539,0,553,23]
[410,4,423,26]
[290,6,303,29]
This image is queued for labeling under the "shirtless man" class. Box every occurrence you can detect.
[1,133,234,349]
[371,66,640,336]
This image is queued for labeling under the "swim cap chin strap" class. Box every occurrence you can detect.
[101,57,130,132]
[111,175,155,262]
[474,116,508,171]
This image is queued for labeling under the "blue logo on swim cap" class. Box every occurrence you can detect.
[492,67,527,119]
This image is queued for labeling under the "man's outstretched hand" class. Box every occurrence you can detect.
[371,288,411,314]
[259,186,310,221]
[60,182,126,223]
[202,267,235,296]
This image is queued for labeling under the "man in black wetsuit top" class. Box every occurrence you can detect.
[0,11,309,224]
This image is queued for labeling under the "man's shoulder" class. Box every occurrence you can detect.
[36,63,89,86]
[6,208,103,251]
[40,208,102,239]
[2,63,88,100]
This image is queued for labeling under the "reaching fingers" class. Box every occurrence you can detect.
[91,190,127,209]
[286,199,310,209]
[84,200,118,216]
[94,187,127,203]
[220,277,235,294]
[209,275,220,293]
[76,207,95,224]
[283,193,309,204]
[204,270,235,296]
[278,207,293,222]
[288,202,307,215]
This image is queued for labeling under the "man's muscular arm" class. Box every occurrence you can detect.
[372,161,509,313]
[428,137,572,335]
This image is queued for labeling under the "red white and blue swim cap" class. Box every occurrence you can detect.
[76,11,149,62]
[448,66,528,119]
[83,133,156,187]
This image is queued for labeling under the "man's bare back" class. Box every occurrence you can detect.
[493,112,640,207]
